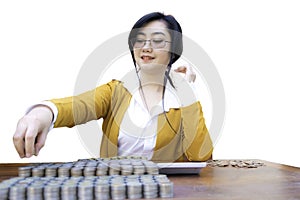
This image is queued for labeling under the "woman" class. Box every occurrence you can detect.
[13,12,213,162]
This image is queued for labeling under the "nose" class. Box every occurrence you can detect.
[142,40,152,52]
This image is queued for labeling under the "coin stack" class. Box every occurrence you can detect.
[133,165,145,175]
[71,166,84,177]
[18,166,33,177]
[27,183,44,200]
[0,184,9,200]
[44,183,61,200]
[17,157,163,179]
[120,164,133,175]
[96,163,108,176]
[58,165,72,177]
[0,177,24,200]
[0,174,174,199]
[61,182,77,200]
[142,180,158,199]
[110,182,126,200]
[45,165,59,177]
[78,181,94,200]
[9,184,27,200]
[143,161,159,175]
[2,157,175,199]
[32,166,45,177]
[109,161,121,175]
[158,182,174,198]
[94,179,110,200]
[126,181,143,199]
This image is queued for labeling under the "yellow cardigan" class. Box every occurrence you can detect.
[50,80,213,162]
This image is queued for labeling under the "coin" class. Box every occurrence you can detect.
[94,181,110,200]
[58,165,72,177]
[9,184,27,200]
[121,164,133,175]
[0,184,10,200]
[32,166,45,177]
[158,181,174,198]
[61,183,77,200]
[44,184,61,200]
[96,164,108,176]
[3,156,176,199]
[127,181,142,199]
[27,183,44,200]
[78,181,94,200]
[45,165,59,177]
[83,166,96,176]
[142,181,158,199]
[110,182,126,200]
[18,166,32,177]
[71,166,84,177]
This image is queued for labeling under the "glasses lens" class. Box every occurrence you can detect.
[132,38,144,48]
[151,39,165,48]
[131,38,167,49]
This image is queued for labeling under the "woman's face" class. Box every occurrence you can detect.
[132,20,172,75]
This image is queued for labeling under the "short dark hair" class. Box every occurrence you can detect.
[128,12,183,66]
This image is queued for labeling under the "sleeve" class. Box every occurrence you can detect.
[181,101,213,161]
[25,101,58,130]
[50,80,117,128]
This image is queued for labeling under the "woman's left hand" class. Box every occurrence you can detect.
[174,65,196,83]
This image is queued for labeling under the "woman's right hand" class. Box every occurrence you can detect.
[13,105,53,158]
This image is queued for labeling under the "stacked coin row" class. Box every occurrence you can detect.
[18,158,159,178]
[0,175,173,200]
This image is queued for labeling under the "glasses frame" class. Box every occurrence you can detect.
[131,38,172,49]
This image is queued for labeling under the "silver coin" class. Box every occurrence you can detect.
[159,181,174,198]
[32,167,45,177]
[83,166,96,176]
[142,181,158,199]
[96,164,108,176]
[71,166,84,177]
[121,164,133,175]
[61,183,77,200]
[78,181,94,200]
[127,181,143,199]
[0,184,10,200]
[45,165,59,177]
[18,166,32,177]
[27,184,44,200]
[9,184,27,200]
[94,182,110,200]
[110,182,126,200]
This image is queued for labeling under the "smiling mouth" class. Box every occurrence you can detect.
[141,56,154,62]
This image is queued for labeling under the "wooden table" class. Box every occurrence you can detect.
[0,160,299,199]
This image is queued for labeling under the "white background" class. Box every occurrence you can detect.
[1,0,299,167]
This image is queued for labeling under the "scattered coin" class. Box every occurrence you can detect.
[207,159,264,168]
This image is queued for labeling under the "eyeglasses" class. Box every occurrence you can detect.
[131,38,171,49]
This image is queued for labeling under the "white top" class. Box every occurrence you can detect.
[117,81,181,159]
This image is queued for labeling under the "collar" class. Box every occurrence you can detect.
[122,70,198,111]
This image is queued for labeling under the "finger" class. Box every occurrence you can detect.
[174,66,187,73]
[34,130,48,156]
[13,121,27,158]
[187,73,196,82]
[185,66,196,82]
[24,126,38,158]
[13,132,26,158]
